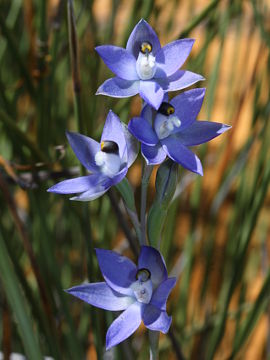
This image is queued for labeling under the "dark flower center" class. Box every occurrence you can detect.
[101,140,119,154]
[140,41,152,54]
[136,268,151,282]
[158,102,175,116]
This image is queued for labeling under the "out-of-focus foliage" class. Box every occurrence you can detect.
[0,0,270,359]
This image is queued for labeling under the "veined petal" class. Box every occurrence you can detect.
[101,111,127,160]
[141,143,166,165]
[170,88,206,131]
[138,246,167,288]
[158,70,204,92]
[96,248,137,296]
[142,304,172,334]
[47,174,103,195]
[128,117,159,146]
[96,77,140,98]
[161,137,203,176]
[176,121,231,146]
[126,19,161,57]
[139,81,164,110]
[151,277,176,310]
[96,45,138,80]
[66,282,134,311]
[106,302,142,350]
[156,39,195,77]
[66,131,100,172]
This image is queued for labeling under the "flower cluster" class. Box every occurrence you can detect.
[48,19,230,350]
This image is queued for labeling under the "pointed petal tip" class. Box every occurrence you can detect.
[65,130,76,143]
[198,169,203,176]
[46,184,60,194]
[220,124,232,133]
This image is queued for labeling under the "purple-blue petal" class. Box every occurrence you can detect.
[70,177,111,201]
[101,110,127,160]
[141,143,166,165]
[161,137,203,176]
[71,188,108,201]
[109,166,128,186]
[141,103,154,125]
[158,70,204,92]
[128,117,159,146]
[150,277,176,310]
[96,248,137,296]
[106,302,142,350]
[96,77,140,98]
[47,174,103,195]
[176,121,231,146]
[142,304,172,334]
[139,80,164,110]
[138,246,167,288]
[170,88,206,131]
[95,45,138,80]
[66,282,134,311]
[66,131,100,172]
[121,123,139,167]
[126,19,161,58]
[156,39,195,77]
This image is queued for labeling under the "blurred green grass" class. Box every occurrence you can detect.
[0,0,270,359]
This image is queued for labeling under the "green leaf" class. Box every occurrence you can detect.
[147,202,167,247]
[230,269,270,357]
[116,177,136,212]
[155,159,178,208]
[0,230,43,360]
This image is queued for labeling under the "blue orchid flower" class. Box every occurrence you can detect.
[48,110,138,201]
[96,19,204,110]
[128,88,231,175]
[67,246,176,350]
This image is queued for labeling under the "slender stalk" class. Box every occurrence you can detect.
[125,206,142,244]
[108,189,140,256]
[140,161,153,245]
[149,330,159,360]
[116,179,142,244]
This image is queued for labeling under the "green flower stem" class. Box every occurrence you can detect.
[108,189,139,256]
[140,161,153,246]
[149,330,159,360]
[116,178,142,245]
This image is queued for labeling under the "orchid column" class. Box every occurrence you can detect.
[48,18,230,358]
